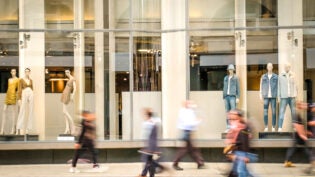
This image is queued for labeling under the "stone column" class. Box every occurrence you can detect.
[19,0,45,139]
[161,0,187,139]
[278,0,303,131]
[94,0,105,140]
[235,0,247,114]
[73,0,85,115]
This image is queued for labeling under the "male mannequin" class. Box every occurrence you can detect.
[16,68,34,134]
[1,69,19,134]
[61,69,76,134]
[260,63,278,132]
[223,64,240,131]
[278,63,297,132]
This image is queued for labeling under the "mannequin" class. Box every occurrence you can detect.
[61,69,76,134]
[223,64,240,131]
[278,63,297,132]
[259,63,278,132]
[1,69,19,134]
[16,68,34,134]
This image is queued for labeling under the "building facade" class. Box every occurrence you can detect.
[0,0,314,144]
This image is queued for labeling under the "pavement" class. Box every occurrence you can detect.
[0,162,314,177]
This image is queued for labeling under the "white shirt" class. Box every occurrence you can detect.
[177,107,201,131]
[227,75,232,95]
[267,74,272,98]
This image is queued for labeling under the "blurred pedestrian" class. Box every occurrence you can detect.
[284,101,310,168]
[138,108,165,177]
[172,100,205,171]
[225,109,257,177]
[69,110,99,173]
[304,103,315,174]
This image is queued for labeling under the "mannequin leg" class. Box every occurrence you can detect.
[26,91,34,132]
[1,105,8,134]
[17,91,27,134]
[63,104,74,134]
[10,104,17,134]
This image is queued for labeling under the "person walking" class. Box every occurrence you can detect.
[172,100,205,171]
[226,109,257,177]
[69,111,99,173]
[138,108,165,177]
[284,101,310,168]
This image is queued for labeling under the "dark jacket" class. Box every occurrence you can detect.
[78,119,96,144]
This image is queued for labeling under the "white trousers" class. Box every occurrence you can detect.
[17,88,34,130]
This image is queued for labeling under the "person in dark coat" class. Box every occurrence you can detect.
[69,110,99,173]
[138,108,165,177]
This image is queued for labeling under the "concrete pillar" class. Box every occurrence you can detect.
[94,0,105,140]
[73,0,85,115]
[161,0,187,139]
[19,0,45,139]
[235,0,247,114]
[278,0,303,131]
[108,0,118,139]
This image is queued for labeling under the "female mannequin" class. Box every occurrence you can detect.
[61,69,76,134]
[16,68,34,134]
[1,69,19,134]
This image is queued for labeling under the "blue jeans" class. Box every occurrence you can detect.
[234,151,258,177]
[263,98,277,127]
[224,96,236,127]
[279,98,296,128]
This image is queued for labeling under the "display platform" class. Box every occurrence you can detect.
[259,132,294,139]
[0,134,39,141]
[57,134,75,141]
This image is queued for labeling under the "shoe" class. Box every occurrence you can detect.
[264,127,268,132]
[284,161,295,167]
[278,128,282,132]
[93,164,100,168]
[224,129,229,133]
[197,164,206,169]
[69,167,80,173]
[173,165,183,171]
[272,127,275,132]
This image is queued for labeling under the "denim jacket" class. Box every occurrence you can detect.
[223,75,240,98]
[260,73,278,98]
[278,72,298,98]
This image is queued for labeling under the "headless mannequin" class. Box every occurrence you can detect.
[1,69,19,134]
[16,68,34,135]
[61,70,76,134]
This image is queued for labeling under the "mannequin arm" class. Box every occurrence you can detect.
[71,80,76,100]
[259,76,263,101]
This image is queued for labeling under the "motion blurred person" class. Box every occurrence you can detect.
[284,101,310,168]
[304,103,315,174]
[226,109,257,177]
[173,100,205,171]
[70,111,99,173]
[138,108,165,177]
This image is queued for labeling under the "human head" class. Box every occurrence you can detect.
[182,100,196,109]
[227,64,235,75]
[25,68,31,77]
[284,63,291,73]
[10,68,17,77]
[266,63,273,72]
[65,69,71,77]
[228,109,245,124]
[81,110,96,121]
[143,107,153,120]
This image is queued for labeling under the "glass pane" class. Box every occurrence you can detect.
[189,0,235,28]
[113,0,130,29]
[246,0,277,27]
[132,0,161,30]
